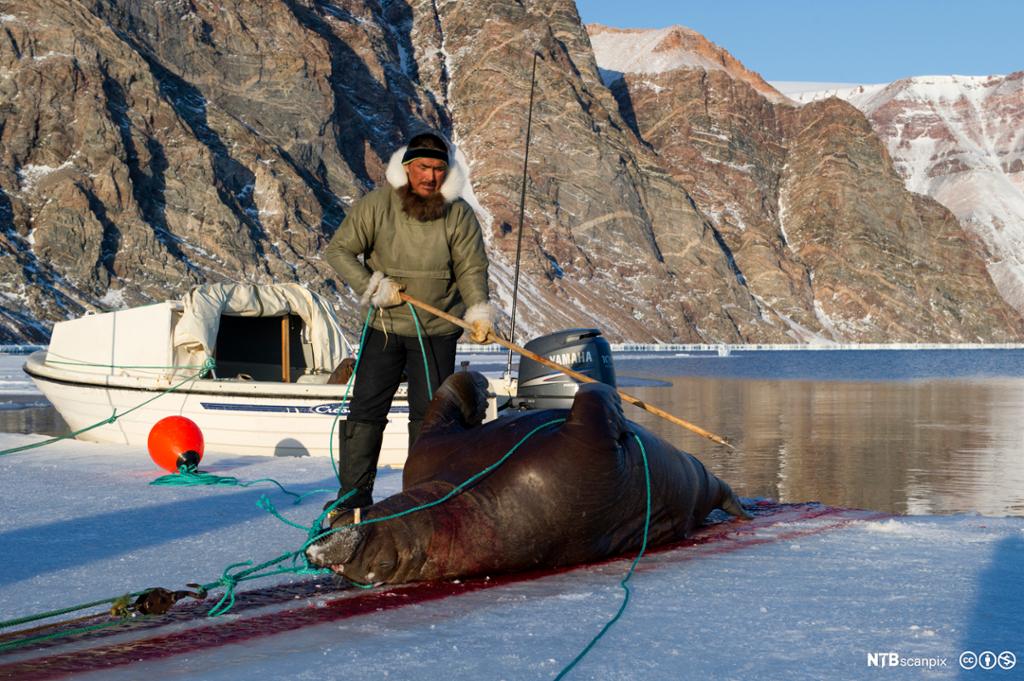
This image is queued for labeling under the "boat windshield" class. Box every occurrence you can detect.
[213,314,309,382]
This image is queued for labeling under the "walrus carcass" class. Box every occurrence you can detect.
[306,371,747,584]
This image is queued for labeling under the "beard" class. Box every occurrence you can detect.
[397,184,448,222]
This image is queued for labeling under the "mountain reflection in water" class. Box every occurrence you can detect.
[619,350,1024,517]
[9,349,1024,517]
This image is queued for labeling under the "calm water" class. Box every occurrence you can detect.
[612,350,1024,517]
[10,349,1024,516]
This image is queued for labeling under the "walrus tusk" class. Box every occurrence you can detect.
[398,292,733,449]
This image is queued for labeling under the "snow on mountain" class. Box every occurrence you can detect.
[771,81,886,102]
[780,73,1024,315]
[588,24,789,103]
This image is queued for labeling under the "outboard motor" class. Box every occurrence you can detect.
[512,328,616,410]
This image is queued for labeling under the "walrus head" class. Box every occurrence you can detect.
[307,515,403,584]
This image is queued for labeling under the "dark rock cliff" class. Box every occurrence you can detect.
[0,2,1019,343]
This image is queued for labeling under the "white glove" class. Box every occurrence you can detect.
[371,277,403,308]
[360,271,404,308]
[469,319,494,344]
[464,303,497,344]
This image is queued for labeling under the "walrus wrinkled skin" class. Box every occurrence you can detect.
[306,371,748,584]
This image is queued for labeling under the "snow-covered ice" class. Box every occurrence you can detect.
[0,351,42,397]
[2,351,1021,678]
[0,430,1021,679]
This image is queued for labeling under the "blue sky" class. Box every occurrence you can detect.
[575,0,1024,83]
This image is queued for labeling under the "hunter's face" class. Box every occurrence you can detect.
[405,158,448,197]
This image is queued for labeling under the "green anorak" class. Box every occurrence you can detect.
[325,186,490,337]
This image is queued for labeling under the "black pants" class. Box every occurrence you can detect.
[348,327,460,429]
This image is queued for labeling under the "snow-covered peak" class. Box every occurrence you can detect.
[588,24,725,80]
[777,74,1015,112]
[587,24,788,103]
[771,81,886,104]
[783,71,1024,317]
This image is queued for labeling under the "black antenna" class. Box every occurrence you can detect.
[505,51,540,379]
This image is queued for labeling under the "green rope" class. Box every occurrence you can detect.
[328,308,373,482]
[554,433,652,680]
[309,418,567,544]
[199,550,333,618]
[202,418,568,614]
[0,620,128,653]
[44,358,207,371]
[0,417,649,659]
[0,589,153,653]
[0,358,216,457]
[0,593,140,630]
[326,303,431,483]
[188,489,363,618]
[256,495,316,530]
[407,302,434,401]
[148,464,329,505]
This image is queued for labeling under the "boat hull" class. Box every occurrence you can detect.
[25,351,412,466]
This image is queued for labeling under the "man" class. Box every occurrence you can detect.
[324,131,495,511]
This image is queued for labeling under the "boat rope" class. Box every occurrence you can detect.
[327,302,432,482]
[408,302,434,401]
[0,594,144,631]
[0,585,213,653]
[0,589,157,652]
[327,308,372,482]
[554,432,652,680]
[0,359,217,458]
[196,417,569,617]
[0,422,654,676]
[0,619,130,653]
[2,304,477,644]
[148,463,329,504]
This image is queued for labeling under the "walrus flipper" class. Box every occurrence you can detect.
[565,382,627,441]
[405,371,492,488]
[717,481,752,520]
[419,371,490,438]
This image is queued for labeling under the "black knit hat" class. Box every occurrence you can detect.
[401,132,450,166]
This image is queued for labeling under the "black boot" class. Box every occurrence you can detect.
[325,420,385,513]
[407,419,422,451]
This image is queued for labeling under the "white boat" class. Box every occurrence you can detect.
[23,283,507,467]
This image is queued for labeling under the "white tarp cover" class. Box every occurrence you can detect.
[172,283,350,377]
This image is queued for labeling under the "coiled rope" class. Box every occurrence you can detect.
[3,307,653,678]
[148,464,330,504]
[1,303,448,639]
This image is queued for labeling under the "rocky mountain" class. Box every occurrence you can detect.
[783,75,1024,318]
[0,2,1020,345]
[589,24,1022,342]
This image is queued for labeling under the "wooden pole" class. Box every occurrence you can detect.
[398,292,733,449]
[281,316,290,383]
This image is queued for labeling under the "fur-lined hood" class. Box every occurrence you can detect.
[384,134,469,202]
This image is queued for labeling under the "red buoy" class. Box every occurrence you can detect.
[147,416,204,473]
